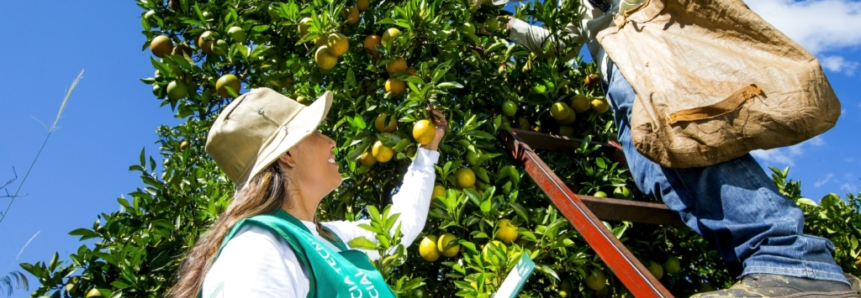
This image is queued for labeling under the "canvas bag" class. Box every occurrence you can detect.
[596,0,841,168]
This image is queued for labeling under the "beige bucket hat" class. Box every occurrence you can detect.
[205,88,333,187]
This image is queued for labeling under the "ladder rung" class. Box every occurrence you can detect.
[579,195,685,227]
[500,129,676,298]
[511,129,628,168]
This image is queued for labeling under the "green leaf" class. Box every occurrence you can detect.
[536,265,560,281]
[437,82,463,89]
[348,236,378,250]
[480,198,492,213]
[377,133,402,148]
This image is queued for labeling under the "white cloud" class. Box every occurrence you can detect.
[746,0,861,76]
[821,56,859,75]
[840,183,858,194]
[751,136,825,167]
[815,173,834,188]
[746,0,861,54]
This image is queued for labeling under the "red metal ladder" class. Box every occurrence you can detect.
[499,128,682,298]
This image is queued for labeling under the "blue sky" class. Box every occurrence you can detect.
[0,0,858,297]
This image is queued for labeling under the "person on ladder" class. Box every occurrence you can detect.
[470,0,861,296]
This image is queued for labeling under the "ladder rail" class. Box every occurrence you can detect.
[500,129,675,298]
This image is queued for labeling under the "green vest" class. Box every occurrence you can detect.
[203,210,396,298]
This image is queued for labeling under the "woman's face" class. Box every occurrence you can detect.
[287,131,342,198]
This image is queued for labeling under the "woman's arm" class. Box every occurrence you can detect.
[506,17,584,58]
[325,108,446,260]
[323,149,438,259]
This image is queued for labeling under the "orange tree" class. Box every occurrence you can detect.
[21,0,861,297]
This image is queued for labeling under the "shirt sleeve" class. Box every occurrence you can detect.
[507,17,584,58]
[202,225,309,298]
[322,148,440,261]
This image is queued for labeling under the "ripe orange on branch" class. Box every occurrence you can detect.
[326,33,349,56]
[342,6,360,25]
[375,114,398,132]
[315,46,338,70]
[381,28,401,45]
[372,141,394,163]
[455,168,476,188]
[197,31,215,55]
[298,17,312,36]
[363,34,381,56]
[357,0,370,11]
[150,35,173,58]
[386,58,407,74]
[385,78,405,96]
[412,120,435,145]
[216,74,241,98]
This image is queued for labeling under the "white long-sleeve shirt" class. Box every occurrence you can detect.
[503,0,645,82]
[201,149,440,298]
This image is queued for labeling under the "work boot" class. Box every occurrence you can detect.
[846,273,861,295]
[690,274,859,298]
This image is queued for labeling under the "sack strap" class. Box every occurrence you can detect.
[667,84,764,125]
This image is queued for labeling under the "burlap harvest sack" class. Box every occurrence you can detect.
[596,0,841,168]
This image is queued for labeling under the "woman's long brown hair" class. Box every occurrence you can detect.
[167,162,335,297]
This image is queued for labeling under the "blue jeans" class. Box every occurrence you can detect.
[604,63,848,284]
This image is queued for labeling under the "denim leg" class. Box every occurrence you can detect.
[603,63,848,284]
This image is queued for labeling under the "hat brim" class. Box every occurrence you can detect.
[241,91,333,186]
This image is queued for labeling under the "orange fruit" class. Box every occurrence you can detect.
[172,43,192,57]
[298,17,312,36]
[216,74,241,98]
[664,256,681,275]
[502,100,517,117]
[593,191,607,198]
[495,219,518,244]
[363,34,381,56]
[570,94,591,113]
[482,240,505,264]
[381,28,401,45]
[167,80,188,100]
[150,35,173,58]
[432,185,446,199]
[647,261,664,279]
[419,235,440,261]
[357,0,370,11]
[386,58,407,74]
[374,113,398,132]
[315,46,338,70]
[359,151,376,167]
[342,6,360,25]
[559,110,576,125]
[412,119,436,145]
[437,233,460,257]
[197,31,215,54]
[86,288,103,298]
[550,102,571,120]
[384,78,405,96]
[455,168,476,188]
[326,33,349,56]
[585,270,607,291]
[314,36,328,49]
[591,98,610,113]
[585,73,600,86]
[406,67,417,75]
[371,141,394,163]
